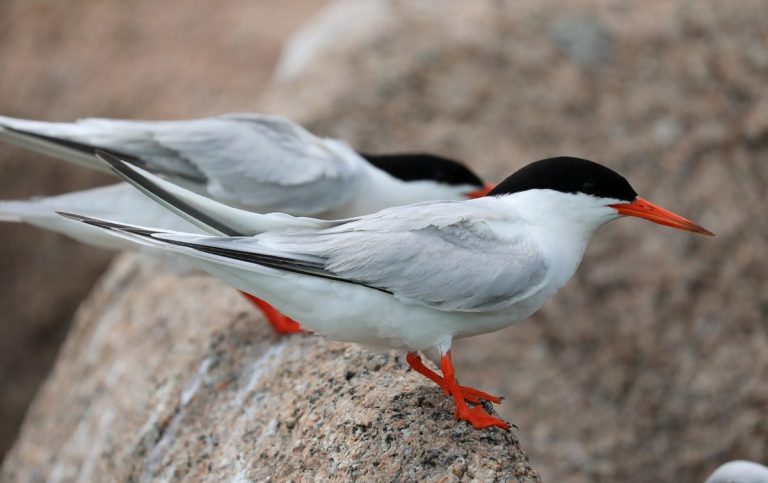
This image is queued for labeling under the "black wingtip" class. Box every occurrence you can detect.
[57,210,128,230]
[2,126,153,169]
[57,211,166,238]
[93,150,243,237]
[56,211,90,223]
[58,212,389,294]
[94,149,120,164]
[96,149,164,198]
[95,149,133,176]
[3,125,100,157]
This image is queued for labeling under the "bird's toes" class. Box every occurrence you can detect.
[456,405,510,431]
[457,384,503,405]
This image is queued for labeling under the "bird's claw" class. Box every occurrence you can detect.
[455,405,510,431]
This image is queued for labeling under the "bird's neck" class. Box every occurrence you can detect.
[503,190,617,289]
[349,164,468,216]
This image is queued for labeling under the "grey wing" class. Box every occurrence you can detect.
[148,114,365,214]
[0,114,365,216]
[218,199,551,312]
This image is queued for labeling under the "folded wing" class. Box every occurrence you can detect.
[254,199,551,312]
[64,198,550,313]
[0,114,365,215]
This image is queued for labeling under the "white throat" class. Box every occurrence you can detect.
[500,189,622,289]
[340,164,474,217]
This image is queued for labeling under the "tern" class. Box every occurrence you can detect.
[0,114,490,218]
[0,114,490,333]
[705,461,768,483]
[60,152,712,430]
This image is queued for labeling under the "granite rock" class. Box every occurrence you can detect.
[1,256,539,482]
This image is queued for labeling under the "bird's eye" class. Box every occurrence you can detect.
[581,179,597,195]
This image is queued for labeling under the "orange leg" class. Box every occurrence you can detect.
[406,352,502,404]
[239,291,303,334]
[440,351,509,430]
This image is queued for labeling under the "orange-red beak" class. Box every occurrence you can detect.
[610,197,714,236]
[467,183,495,199]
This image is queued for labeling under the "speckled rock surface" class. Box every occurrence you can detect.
[1,255,539,482]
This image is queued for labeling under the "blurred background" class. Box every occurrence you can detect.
[0,0,766,481]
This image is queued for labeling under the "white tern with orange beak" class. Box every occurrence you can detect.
[59,152,713,430]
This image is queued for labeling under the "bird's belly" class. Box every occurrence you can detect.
[450,296,549,340]
[196,261,551,351]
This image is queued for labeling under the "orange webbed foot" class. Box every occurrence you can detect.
[455,404,510,430]
[406,352,502,405]
[239,291,303,335]
[439,350,511,431]
[266,312,303,334]
[456,384,503,405]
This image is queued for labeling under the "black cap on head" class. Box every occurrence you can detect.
[361,153,484,188]
[488,156,637,201]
